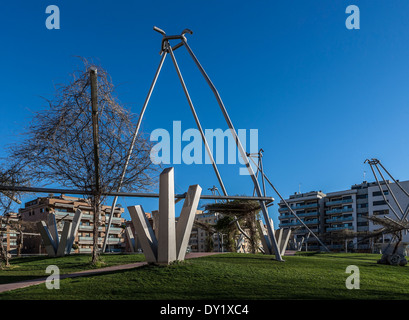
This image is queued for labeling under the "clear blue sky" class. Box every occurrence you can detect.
[1,1,409,226]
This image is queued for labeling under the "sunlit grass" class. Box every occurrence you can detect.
[1,252,409,300]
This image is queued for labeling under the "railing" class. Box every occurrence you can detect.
[326,207,353,214]
[279,218,319,227]
[279,211,319,219]
[278,203,318,212]
[55,211,75,218]
[78,236,122,244]
[326,216,354,223]
[78,225,102,231]
[326,225,354,232]
[326,199,353,206]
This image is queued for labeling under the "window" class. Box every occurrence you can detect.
[373,190,389,197]
[357,194,368,199]
[373,200,387,206]
[358,203,368,208]
[373,209,389,216]
[357,221,368,227]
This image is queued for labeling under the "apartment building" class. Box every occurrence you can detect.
[0,212,19,254]
[19,194,125,254]
[278,180,409,252]
[278,191,326,251]
[189,210,224,253]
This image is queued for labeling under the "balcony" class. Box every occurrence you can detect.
[107,238,122,244]
[326,199,353,206]
[326,207,353,215]
[326,225,354,232]
[279,211,319,219]
[278,203,318,212]
[79,225,104,231]
[293,227,319,233]
[55,211,75,219]
[279,218,319,228]
[107,227,123,234]
[326,216,354,223]
[78,236,122,244]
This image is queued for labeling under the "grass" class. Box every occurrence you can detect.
[0,253,145,285]
[1,252,409,300]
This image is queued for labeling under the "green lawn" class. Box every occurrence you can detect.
[0,253,145,284]
[1,252,409,300]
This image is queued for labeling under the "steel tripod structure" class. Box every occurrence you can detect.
[247,149,330,252]
[365,158,409,223]
[364,158,409,258]
[102,27,284,261]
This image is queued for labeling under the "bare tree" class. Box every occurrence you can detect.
[9,59,159,264]
[0,164,28,267]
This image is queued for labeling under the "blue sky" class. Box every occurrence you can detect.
[1,1,409,226]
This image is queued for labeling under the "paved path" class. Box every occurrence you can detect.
[0,252,223,294]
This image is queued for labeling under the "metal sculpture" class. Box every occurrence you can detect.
[104,27,283,261]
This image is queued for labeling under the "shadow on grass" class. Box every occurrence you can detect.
[0,275,49,285]
[9,256,54,264]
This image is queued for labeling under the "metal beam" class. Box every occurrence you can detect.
[0,185,274,202]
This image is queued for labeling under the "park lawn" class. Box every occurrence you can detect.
[1,252,409,300]
[0,253,146,285]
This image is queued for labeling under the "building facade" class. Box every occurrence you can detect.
[188,210,261,253]
[189,210,224,253]
[278,180,409,252]
[0,212,19,255]
[19,194,125,254]
[278,191,325,251]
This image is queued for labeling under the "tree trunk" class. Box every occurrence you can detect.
[17,230,23,257]
[0,234,10,268]
[0,217,10,267]
[92,194,101,265]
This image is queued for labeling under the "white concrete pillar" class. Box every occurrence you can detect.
[175,184,202,260]
[125,226,135,252]
[257,220,272,255]
[36,221,56,257]
[47,213,59,250]
[157,167,177,264]
[56,221,72,257]
[274,228,283,255]
[152,210,159,238]
[66,209,82,254]
[128,205,158,263]
[280,229,292,256]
